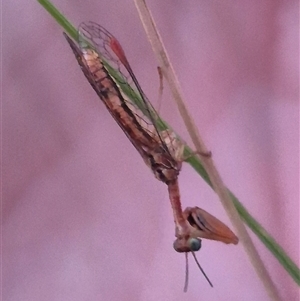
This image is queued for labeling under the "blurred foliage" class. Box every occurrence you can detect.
[38,0,300,287]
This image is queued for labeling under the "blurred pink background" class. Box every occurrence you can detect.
[3,0,299,300]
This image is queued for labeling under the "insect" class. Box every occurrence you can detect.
[64,22,238,290]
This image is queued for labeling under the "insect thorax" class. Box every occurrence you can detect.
[144,147,182,184]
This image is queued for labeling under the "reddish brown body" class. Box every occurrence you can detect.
[64,22,238,288]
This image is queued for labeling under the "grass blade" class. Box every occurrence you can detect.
[37,0,300,288]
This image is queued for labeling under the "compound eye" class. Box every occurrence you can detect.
[188,238,202,251]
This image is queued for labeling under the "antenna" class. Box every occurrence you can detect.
[183,252,189,292]
[191,251,213,287]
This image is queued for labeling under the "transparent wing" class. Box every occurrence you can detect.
[64,32,162,157]
[78,21,181,160]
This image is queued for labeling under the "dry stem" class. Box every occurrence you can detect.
[133,1,282,300]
